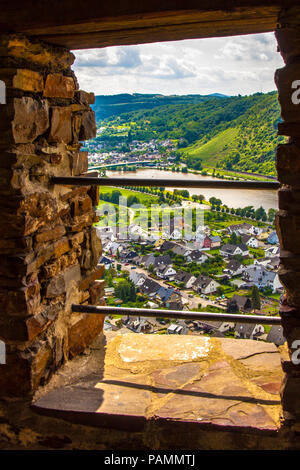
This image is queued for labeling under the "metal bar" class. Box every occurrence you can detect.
[72,304,281,325]
[52,176,280,190]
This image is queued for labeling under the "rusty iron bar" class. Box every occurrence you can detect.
[52,176,280,190]
[72,304,282,325]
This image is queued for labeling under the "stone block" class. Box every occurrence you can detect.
[278,121,300,137]
[66,211,95,232]
[12,97,49,144]
[0,281,40,317]
[79,110,96,141]
[278,188,300,213]
[35,225,66,243]
[79,265,104,291]
[279,268,300,306]
[25,313,53,342]
[281,375,300,418]
[75,90,95,105]
[45,263,81,298]
[44,73,75,99]
[89,280,106,304]
[276,211,300,253]
[71,151,88,176]
[42,252,77,279]
[276,143,300,185]
[80,249,92,270]
[68,312,105,357]
[1,68,44,92]
[31,343,52,390]
[90,226,102,267]
[275,28,300,64]
[69,231,85,248]
[49,107,72,143]
[0,35,75,71]
[27,237,70,274]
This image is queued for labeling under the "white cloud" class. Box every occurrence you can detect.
[72,32,284,96]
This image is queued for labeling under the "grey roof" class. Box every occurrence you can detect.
[160,241,176,252]
[172,244,188,256]
[230,294,252,310]
[226,259,243,271]
[235,323,257,336]
[267,325,286,346]
[228,223,253,233]
[194,275,214,289]
[221,244,238,254]
[139,278,161,295]
[175,270,193,283]
[188,250,207,261]
[243,265,277,286]
[210,236,222,242]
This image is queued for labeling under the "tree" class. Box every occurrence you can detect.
[268,208,277,223]
[251,285,261,311]
[148,264,155,274]
[115,280,136,302]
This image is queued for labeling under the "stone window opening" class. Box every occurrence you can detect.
[1,3,300,449]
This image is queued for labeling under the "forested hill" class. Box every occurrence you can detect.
[92,91,284,176]
[92,93,227,120]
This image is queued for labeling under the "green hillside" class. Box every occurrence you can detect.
[92,93,227,120]
[93,91,285,176]
[180,92,284,176]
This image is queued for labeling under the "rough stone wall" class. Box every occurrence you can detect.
[0,34,105,397]
[275,6,300,431]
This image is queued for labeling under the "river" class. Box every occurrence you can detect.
[106,169,278,210]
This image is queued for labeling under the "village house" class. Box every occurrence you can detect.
[253,257,279,269]
[241,234,259,248]
[220,243,249,258]
[165,293,184,310]
[129,271,147,287]
[202,235,222,249]
[155,286,177,304]
[195,320,234,334]
[235,323,265,340]
[242,265,282,292]
[98,256,114,270]
[227,295,252,313]
[141,254,172,270]
[155,264,177,280]
[167,323,185,334]
[174,271,197,289]
[227,222,253,235]
[139,278,161,297]
[193,275,219,295]
[171,244,192,257]
[186,250,208,264]
[123,317,153,334]
[158,240,177,252]
[224,259,246,277]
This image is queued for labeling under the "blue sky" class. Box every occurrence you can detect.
[72,32,284,96]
